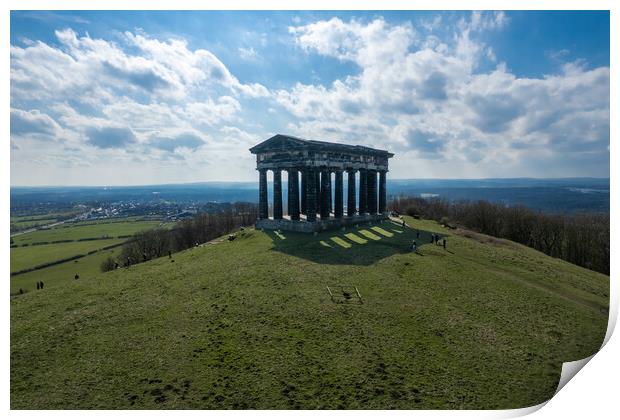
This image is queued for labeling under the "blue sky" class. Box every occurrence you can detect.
[10,10,610,185]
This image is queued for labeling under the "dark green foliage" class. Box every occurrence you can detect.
[100,256,117,273]
[119,208,257,265]
[120,228,171,264]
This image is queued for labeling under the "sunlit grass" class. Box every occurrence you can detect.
[330,236,352,249]
[344,232,368,244]
[274,231,286,240]
[319,240,332,248]
[358,229,381,241]
[370,226,394,237]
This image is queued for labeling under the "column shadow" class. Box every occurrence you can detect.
[264,220,446,266]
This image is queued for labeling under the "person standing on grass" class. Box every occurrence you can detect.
[411,240,417,253]
[443,238,446,249]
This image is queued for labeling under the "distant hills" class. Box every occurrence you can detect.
[11,177,609,214]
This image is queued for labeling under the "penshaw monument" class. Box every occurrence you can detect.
[249,134,394,232]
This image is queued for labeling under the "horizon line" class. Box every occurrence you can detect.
[9,176,610,189]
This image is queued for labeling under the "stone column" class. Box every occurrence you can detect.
[300,171,307,215]
[379,170,387,214]
[315,171,322,217]
[289,170,300,221]
[334,170,343,218]
[327,173,333,215]
[287,171,293,217]
[273,169,283,220]
[259,169,268,219]
[306,170,317,222]
[367,170,378,214]
[359,168,368,215]
[347,169,356,216]
[320,170,330,218]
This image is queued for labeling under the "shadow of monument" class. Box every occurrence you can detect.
[265,219,446,266]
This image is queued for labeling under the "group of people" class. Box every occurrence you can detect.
[431,233,447,249]
[395,216,450,253]
[410,230,447,252]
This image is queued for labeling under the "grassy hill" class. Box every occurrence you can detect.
[10,216,609,409]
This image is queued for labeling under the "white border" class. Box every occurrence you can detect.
[2,1,616,419]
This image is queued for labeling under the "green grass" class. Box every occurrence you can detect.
[10,239,125,273]
[10,211,81,231]
[68,216,161,226]
[10,217,608,409]
[11,221,166,246]
[11,218,59,230]
[10,211,78,223]
[11,247,123,294]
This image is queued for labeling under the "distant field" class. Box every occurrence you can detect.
[10,211,81,231]
[12,221,166,246]
[10,211,78,223]
[69,216,159,226]
[10,247,123,294]
[11,219,59,230]
[10,239,125,273]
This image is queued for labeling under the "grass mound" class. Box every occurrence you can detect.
[10,217,608,409]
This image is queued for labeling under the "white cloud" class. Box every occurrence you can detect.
[10,108,61,137]
[277,13,609,177]
[10,27,269,177]
[9,13,610,184]
[11,28,269,106]
[289,17,414,66]
[466,11,509,32]
[238,46,259,61]
[183,96,241,126]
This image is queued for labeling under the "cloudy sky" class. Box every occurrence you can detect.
[10,10,609,186]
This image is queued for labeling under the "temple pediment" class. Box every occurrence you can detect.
[249,134,308,153]
[249,134,394,158]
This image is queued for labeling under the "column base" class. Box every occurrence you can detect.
[256,213,388,233]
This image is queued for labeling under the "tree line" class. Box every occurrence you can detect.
[389,196,609,275]
[101,202,258,272]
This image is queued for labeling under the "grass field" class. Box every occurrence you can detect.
[10,238,125,273]
[10,216,609,409]
[68,216,161,226]
[10,247,123,294]
[10,211,80,231]
[11,221,165,246]
[10,211,78,223]
[11,218,59,230]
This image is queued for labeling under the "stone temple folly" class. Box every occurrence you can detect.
[249,134,394,232]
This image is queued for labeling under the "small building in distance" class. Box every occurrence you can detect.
[249,134,394,232]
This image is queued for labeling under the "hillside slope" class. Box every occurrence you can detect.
[10,217,609,409]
